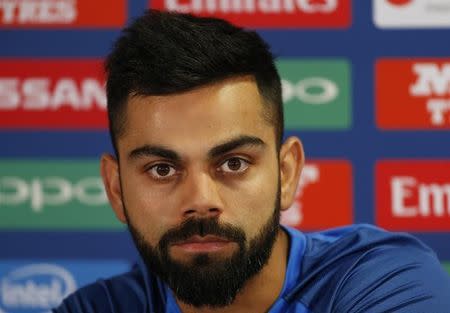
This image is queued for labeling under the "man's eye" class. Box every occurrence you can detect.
[148,164,176,179]
[219,158,249,173]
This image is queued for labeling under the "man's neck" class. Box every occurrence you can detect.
[178,228,290,313]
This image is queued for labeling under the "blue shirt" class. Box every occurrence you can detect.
[54,224,450,312]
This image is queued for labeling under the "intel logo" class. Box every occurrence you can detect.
[0,264,76,313]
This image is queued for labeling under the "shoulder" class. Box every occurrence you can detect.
[53,264,167,313]
[286,224,450,313]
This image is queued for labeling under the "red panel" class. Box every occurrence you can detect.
[0,0,126,28]
[376,58,450,129]
[281,160,353,231]
[376,160,450,231]
[149,0,351,28]
[0,59,107,129]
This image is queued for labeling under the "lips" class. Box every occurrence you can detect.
[172,235,233,253]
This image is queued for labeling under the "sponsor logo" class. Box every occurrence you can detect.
[0,264,76,312]
[0,0,126,28]
[281,160,353,231]
[376,160,450,231]
[374,0,450,29]
[0,261,129,313]
[386,0,413,5]
[0,160,122,229]
[277,59,351,129]
[0,60,107,129]
[376,59,450,129]
[1,176,106,212]
[149,0,351,28]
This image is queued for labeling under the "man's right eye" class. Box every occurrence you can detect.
[147,164,176,180]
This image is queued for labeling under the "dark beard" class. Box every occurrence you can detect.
[126,193,281,308]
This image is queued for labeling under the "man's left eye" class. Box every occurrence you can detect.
[219,158,249,173]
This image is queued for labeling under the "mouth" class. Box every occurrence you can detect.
[171,235,234,253]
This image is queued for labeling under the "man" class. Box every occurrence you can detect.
[54,10,450,313]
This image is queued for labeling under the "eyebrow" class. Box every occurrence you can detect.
[128,145,181,162]
[208,135,266,159]
[127,135,266,162]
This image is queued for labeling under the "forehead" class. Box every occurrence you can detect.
[118,76,275,156]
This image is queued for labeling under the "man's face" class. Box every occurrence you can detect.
[108,76,285,306]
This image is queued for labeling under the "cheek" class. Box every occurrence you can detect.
[120,174,177,244]
[221,164,279,238]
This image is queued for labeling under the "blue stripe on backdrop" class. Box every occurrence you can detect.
[0,231,138,259]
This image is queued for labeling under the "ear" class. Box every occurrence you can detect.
[279,137,304,211]
[100,154,127,224]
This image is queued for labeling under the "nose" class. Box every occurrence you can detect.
[181,170,223,219]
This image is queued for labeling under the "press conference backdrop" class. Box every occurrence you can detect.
[1,0,450,312]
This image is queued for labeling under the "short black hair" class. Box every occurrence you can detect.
[105,10,283,156]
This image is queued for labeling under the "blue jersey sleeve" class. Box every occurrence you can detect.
[52,265,156,313]
[332,240,450,312]
[285,225,450,313]
[53,281,113,313]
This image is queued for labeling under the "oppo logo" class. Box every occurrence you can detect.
[0,176,107,212]
[281,77,339,105]
[0,264,76,313]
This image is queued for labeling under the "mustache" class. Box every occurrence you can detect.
[158,218,246,248]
